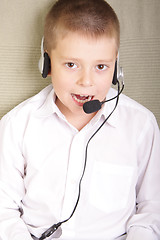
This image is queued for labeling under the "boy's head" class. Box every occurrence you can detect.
[44,0,120,54]
[42,0,120,129]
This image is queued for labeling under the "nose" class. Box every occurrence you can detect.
[76,69,94,87]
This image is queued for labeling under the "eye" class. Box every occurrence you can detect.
[65,62,77,69]
[96,64,107,71]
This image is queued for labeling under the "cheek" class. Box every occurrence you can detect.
[51,68,64,88]
[98,77,112,92]
[96,77,113,101]
[51,73,63,95]
[51,74,71,98]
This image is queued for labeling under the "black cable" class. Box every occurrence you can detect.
[102,80,124,104]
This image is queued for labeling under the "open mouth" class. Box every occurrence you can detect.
[71,94,93,104]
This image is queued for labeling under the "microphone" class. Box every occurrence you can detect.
[83,80,124,114]
[83,100,102,114]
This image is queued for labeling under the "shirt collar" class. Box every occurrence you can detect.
[35,86,64,119]
[98,88,119,128]
[35,86,119,128]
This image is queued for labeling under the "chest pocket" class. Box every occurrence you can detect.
[89,162,134,213]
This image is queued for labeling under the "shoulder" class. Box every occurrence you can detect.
[119,92,156,123]
[108,88,158,134]
[0,84,53,125]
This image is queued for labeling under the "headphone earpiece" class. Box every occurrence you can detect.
[112,61,118,85]
[42,52,50,78]
[112,54,124,85]
[38,37,51,78]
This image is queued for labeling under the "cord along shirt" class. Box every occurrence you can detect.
[0,85,160,240]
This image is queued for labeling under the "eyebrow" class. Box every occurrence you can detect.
[95,59,115,64]
[59,56,115,64]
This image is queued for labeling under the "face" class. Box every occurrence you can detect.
[50,32,117,120]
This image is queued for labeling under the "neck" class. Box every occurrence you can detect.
[66,112,96,131]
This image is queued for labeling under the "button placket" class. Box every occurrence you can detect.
[60,133,85,222]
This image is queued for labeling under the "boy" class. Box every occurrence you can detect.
[0,0,160,239]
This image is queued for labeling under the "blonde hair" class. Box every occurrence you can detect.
[44,0,120,53]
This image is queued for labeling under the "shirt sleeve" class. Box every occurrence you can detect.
[126,113,160,240]
[0,115,33,240]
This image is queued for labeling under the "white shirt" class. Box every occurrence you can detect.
[0,85,160,240]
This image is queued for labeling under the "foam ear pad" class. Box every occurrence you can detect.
[42,52,51,78]
[112,61,117,85]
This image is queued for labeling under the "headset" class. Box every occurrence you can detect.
[36,37,124,240]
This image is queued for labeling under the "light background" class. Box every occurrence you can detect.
[0,0,160,126]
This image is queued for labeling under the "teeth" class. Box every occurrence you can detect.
[72,94,92,104]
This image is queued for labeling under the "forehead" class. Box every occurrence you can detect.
[51,32,117,60]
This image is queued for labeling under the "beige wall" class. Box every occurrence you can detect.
[0,0,160,127]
